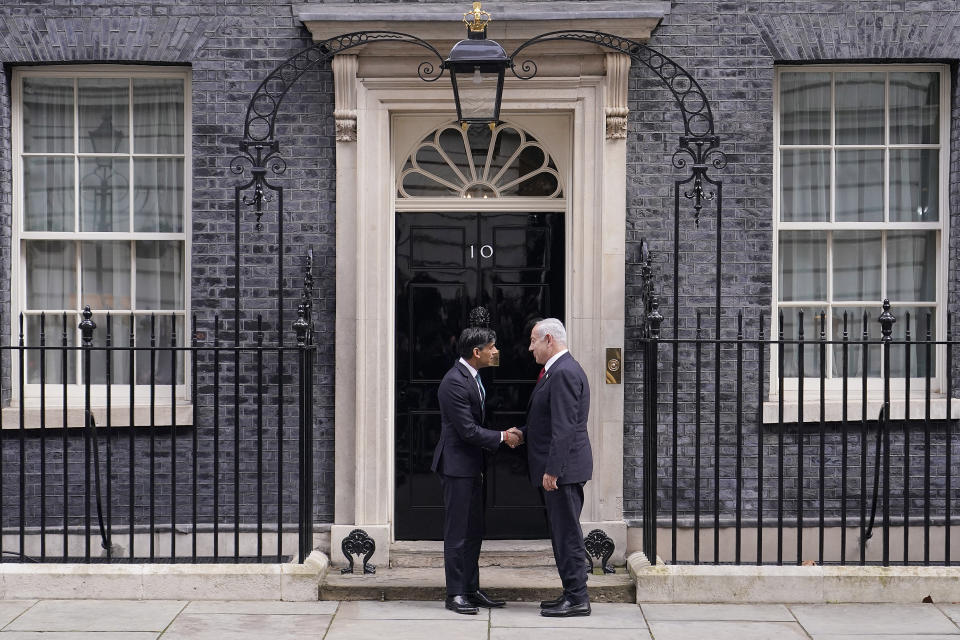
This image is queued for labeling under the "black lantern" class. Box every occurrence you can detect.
[445,2,509,128]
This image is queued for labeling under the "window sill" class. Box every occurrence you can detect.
[0,403,193,429]
[762,397,960,424]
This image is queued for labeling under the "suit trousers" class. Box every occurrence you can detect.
[439,473,483,596]
[543,482,588,603]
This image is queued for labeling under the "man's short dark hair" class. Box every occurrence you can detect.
[458,327,496,360]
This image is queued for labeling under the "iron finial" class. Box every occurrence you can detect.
[79,305,96,347]
[294,303,309,346]
[879,298,895,343]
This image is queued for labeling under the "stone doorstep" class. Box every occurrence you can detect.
[389,540,558,569]
[319,566,635,602]
[626,552,960,604]
[0,551,329,602]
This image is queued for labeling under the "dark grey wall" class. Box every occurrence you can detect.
[1,0,959,543]
[0,0,336,536]
[624,0,960,524]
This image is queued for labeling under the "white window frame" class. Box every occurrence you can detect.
[10,64,192,411]
[771,64,950,408]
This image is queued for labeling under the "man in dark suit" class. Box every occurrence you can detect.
[433,326,521,615]
[516,318,593,617]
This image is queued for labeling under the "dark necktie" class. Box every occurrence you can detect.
[476,375,486,422]
[537,368,545,382]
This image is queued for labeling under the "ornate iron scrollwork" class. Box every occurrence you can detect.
[584,528,616,574]
[340,528,377,574]
[508,30,726,228]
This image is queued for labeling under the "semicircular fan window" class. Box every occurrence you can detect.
[398,123,563,199]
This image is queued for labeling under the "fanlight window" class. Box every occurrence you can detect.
[398,123,563,199]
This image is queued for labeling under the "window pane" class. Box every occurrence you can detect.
[81,241,131,310]
[134,158,184,232]
[79,158,130,231]
[887,231,936,302]
[78,78,129,154]
[24,157,74,231]
[835,72,884,145]
[890,149,938,222]
[133,78,184,154]
[779,231,826,301]
[25,315,77,384]
[88,313,132,385]
[780,72,830,145]
[22,78,73,153]
[833,231,881,301]
[136,241,184,310]
[835,149,883,222]
[779,309,822,377]
[25,241,76,310]
[890,72,939,144]
[890,307,936,378]
[831,307,881,378]
[781,149,830,221]
[135,315,184,384]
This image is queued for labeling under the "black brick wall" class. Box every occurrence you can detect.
[1,0,959,540]
[625,0,960,524]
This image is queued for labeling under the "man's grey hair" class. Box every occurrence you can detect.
[534,318,567,345]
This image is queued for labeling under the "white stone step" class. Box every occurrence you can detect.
[389,540,558,568]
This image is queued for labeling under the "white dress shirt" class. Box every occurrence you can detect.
[543,348,569,374]
[459,357,502,442]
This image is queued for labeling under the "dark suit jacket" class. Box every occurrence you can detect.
[431,361,502,477]
[521,351,592,486]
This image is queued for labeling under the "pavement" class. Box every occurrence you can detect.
[1,599,960,638]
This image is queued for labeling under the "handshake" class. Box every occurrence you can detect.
[502,427,524,448]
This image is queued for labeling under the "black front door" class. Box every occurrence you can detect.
[395,211,565,540]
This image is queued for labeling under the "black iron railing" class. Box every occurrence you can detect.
[641,300,959,567]
[0,305,315,564]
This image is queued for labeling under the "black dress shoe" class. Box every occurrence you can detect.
[540,595,564,609]
[539,598,591,617]
[468,589,505,608]
[445,595,479,615]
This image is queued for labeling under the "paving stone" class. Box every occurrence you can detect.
[490,602,647,628]
[491,629,651,640]
[335,600,490,620]
[0,634,157,640]
[0,600,36,628]
[647,620,810,640]
[641,603,794,621]
[183,600,338,615]
[322,618,488,640]
[3,600,186,632]
[791,604,960,635]
[160,613,332,640]
[810,636,960,640]
[938,605,960,627]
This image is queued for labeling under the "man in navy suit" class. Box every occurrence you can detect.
[433,327,521,615]
[516,318,593,617]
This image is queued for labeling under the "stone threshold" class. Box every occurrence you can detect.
[320,565,635,602]
[627,552,960,603]
[0,551,328,601]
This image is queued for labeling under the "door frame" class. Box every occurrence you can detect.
[331,71,629,568]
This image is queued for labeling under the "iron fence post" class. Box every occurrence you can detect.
[294,304,312,563]
[643,299,663,564]
[79,306,96,562]
[879,299,896,566]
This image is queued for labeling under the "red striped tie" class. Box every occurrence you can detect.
[537,368,545,382]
